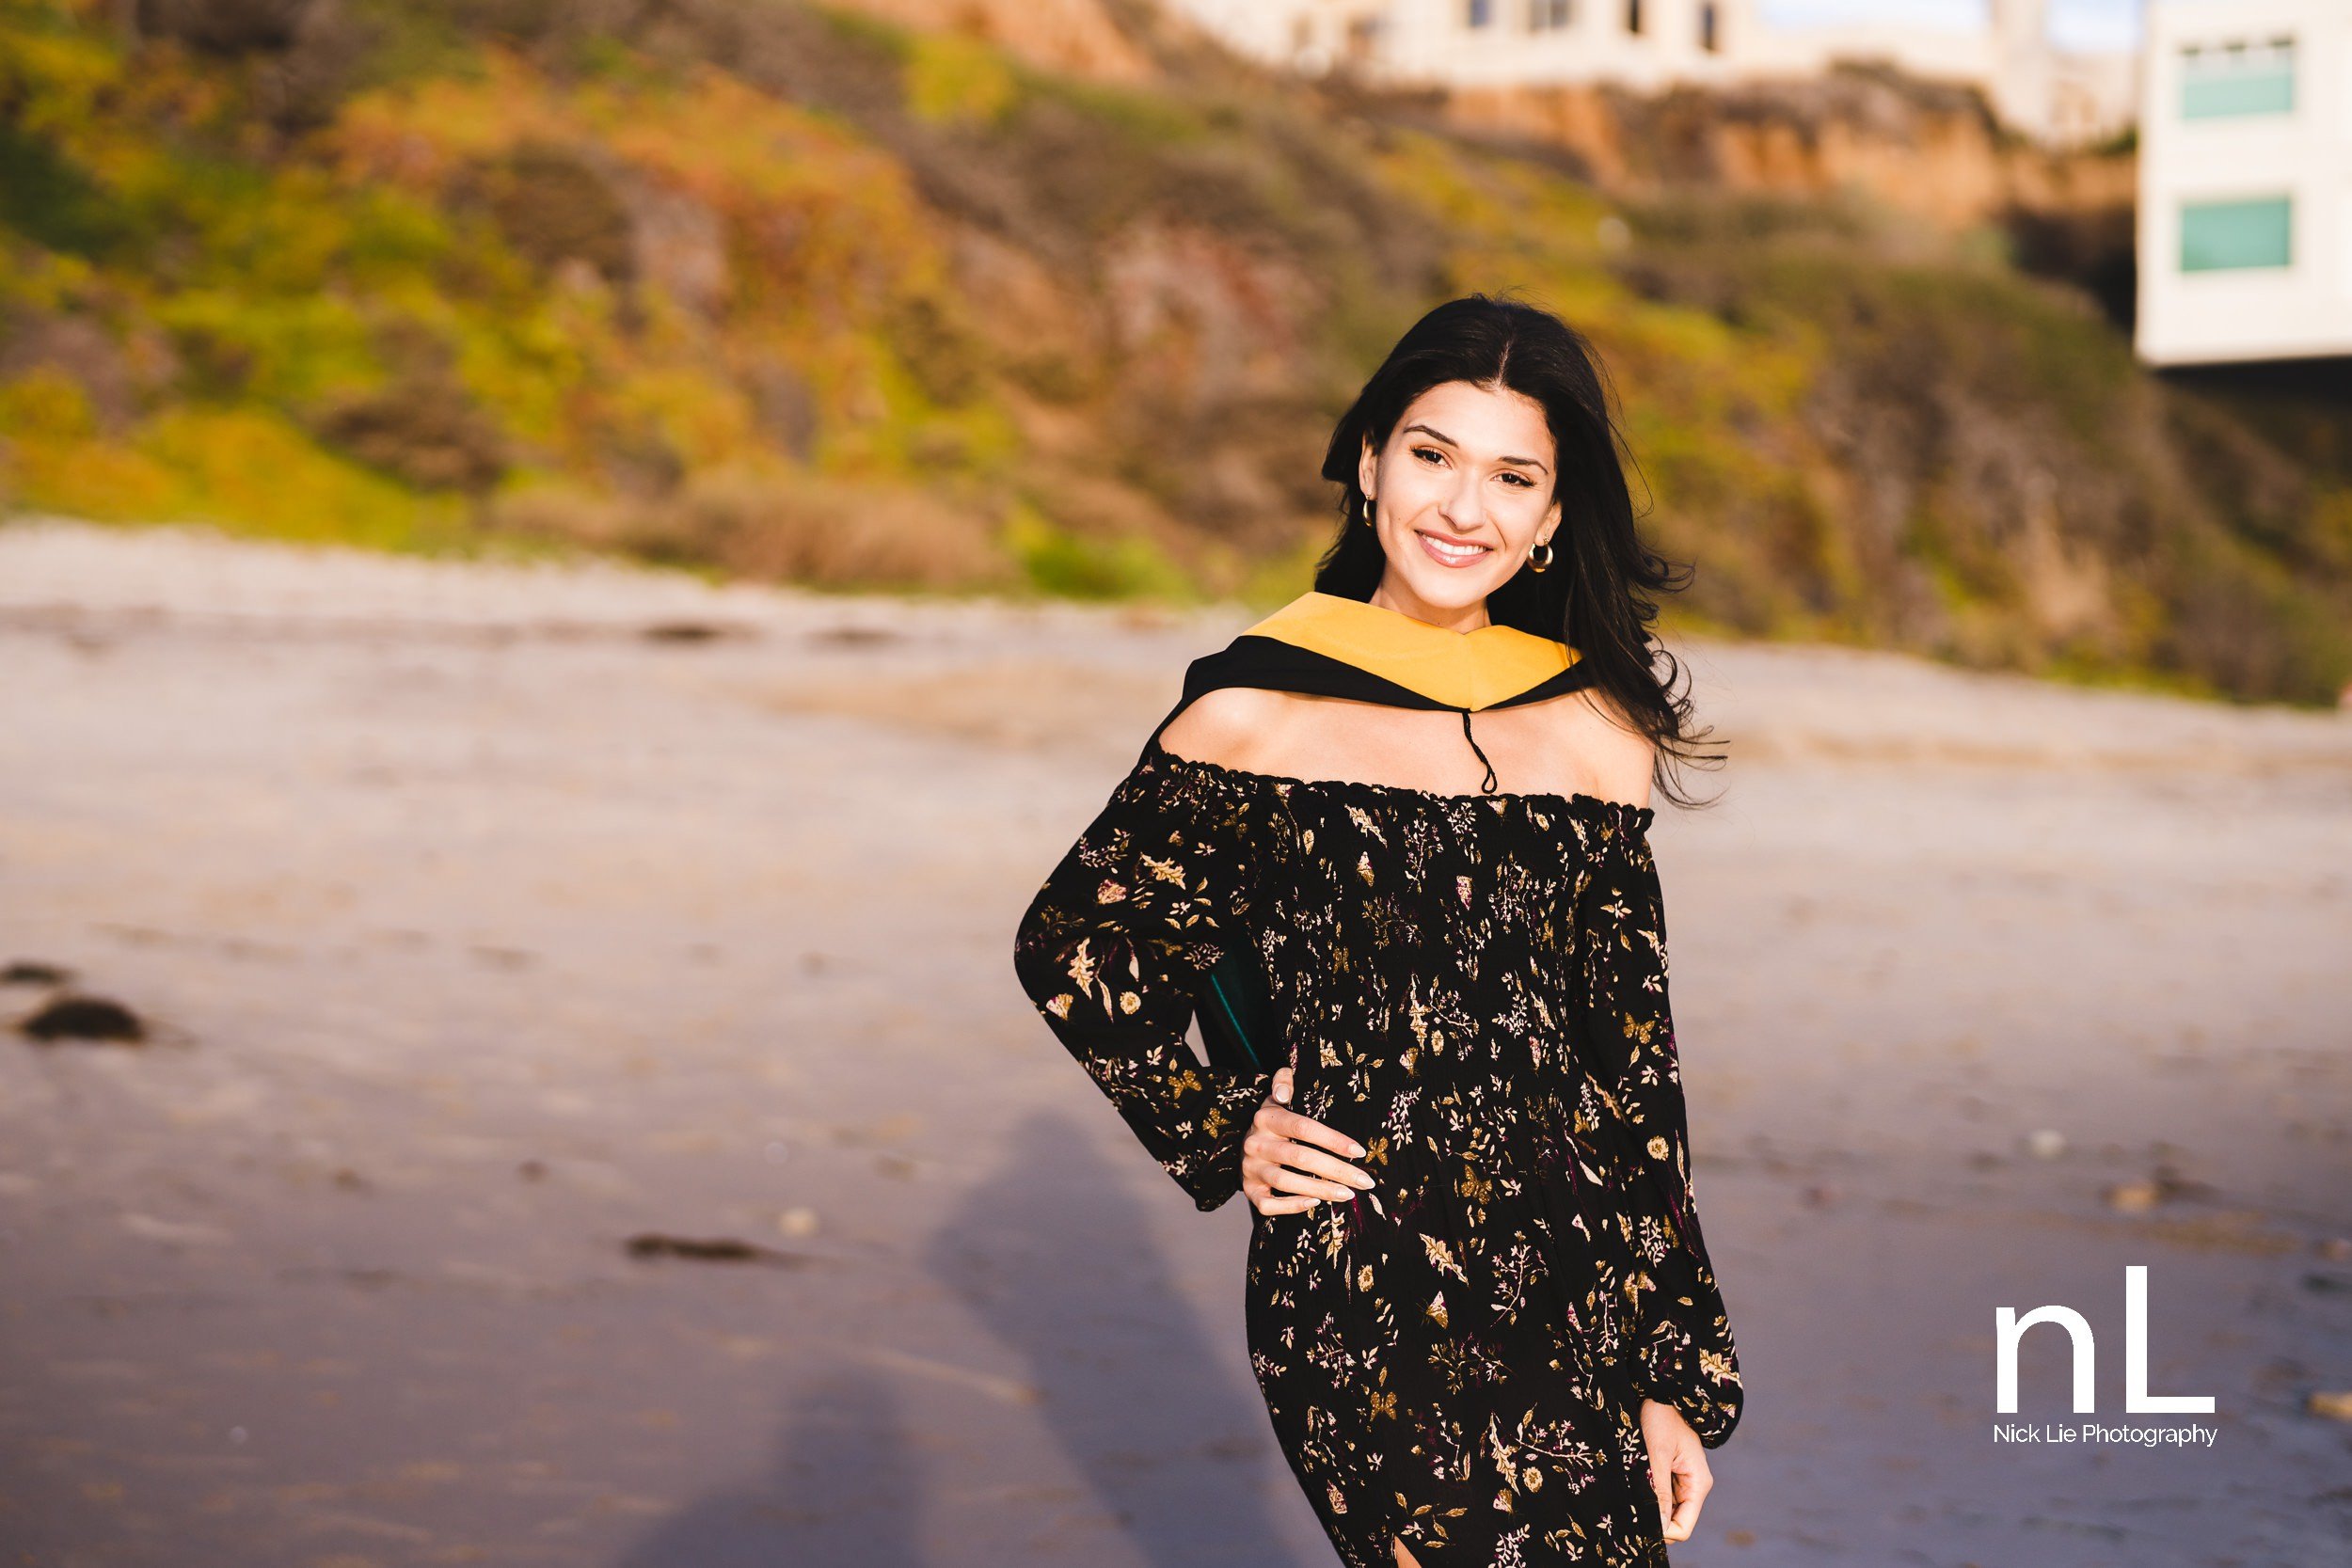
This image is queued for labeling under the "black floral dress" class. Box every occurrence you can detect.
[1012,736,1743,1566]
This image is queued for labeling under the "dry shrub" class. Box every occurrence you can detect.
[483,481,639,552]
[304,318,508,493]
[135,0,314,54]
[0,312,145,432]
[641,467,1013,590]
[310,382,507,492]
[449,142,637,287]
[487,467,1016,591]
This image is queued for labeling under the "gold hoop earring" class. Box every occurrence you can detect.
[1528,536,1553,574]
[1359,494,1375,528]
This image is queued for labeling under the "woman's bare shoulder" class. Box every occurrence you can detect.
[1558,688,1658,809]
[1157,686,1290,771]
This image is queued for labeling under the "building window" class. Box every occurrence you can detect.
[1530,0,1572,31]
[2179,195,2294,273]
[1466,0,1494,27]
[1699,1,1719,52]
[1626,0,1645,35]
[2180,37,2296,119]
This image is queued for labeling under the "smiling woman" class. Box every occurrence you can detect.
[1013,292,1742,1568]
[1306,296,1717,812]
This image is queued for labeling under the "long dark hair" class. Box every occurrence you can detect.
[1312,290,1724,810]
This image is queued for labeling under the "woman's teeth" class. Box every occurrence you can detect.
[1418,531,1491,567]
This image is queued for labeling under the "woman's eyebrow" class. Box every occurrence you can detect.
[1401,422,1550,473]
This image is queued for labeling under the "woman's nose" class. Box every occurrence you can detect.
[1441,477,1487,533]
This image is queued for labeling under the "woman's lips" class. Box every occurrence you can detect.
[1417,529,1493,568]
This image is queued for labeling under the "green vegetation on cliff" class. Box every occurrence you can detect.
[2,0,2347,703]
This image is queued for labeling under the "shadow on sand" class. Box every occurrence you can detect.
[609,1367,930,1568]
[611,1107,1300,1567]
[921,1106,1300,1564]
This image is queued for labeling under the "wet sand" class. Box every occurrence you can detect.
[1,516,2347,1567]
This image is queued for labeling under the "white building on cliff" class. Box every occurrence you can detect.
[1170,0,2138,147]
[2136,0,2352,368]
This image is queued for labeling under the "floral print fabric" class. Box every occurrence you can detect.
[1013,738,1742,1565]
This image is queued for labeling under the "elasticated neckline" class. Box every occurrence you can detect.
[1144,736,1655,834]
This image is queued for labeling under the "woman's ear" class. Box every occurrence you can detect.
[1358,432,1378,503]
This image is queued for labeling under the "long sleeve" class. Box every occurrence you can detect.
[1011,752,1275,1213]
[1579,816,1744,1449]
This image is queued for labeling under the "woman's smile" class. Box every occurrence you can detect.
[1415,527,1494,568]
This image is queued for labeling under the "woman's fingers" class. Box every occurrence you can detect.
[1675,1448,1712,1542]
[1248,1067,1376,1212]
[1253,1193,1323,1214]
[1244,1135,1359,1201]
[1647,1449,1677,1543]
[1244,1128,1339,1214]
[1638,1400,1709,1544]
[1246,1113,1374,1194]
[1253,1121,1374,1187]
[1232,1151,1345,1212]
[1254,1101,1371,1166]
[1660,1435,1709,1543]
[1667,1458,1709,1542]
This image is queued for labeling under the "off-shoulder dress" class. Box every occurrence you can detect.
[1012,735,1742,1567]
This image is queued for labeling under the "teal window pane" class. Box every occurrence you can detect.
[2183,70,2296,118]
[2179,196,2293,272]
[2181,40,2296,119]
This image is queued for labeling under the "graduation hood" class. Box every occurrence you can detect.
[1144,590,1592,796]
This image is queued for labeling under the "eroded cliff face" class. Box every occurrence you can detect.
[1438,67,2134,231]
[832,0,1158,84]
[815,1,2135,232]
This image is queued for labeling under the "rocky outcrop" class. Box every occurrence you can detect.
[832,0,1156,84]
[1440,65,2134,232]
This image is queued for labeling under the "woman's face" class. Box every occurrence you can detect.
[1357,379,1562,625]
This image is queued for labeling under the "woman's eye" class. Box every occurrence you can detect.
[1414,448,1533,487]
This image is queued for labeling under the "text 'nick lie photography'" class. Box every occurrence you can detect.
[1993,1265,2219,1449]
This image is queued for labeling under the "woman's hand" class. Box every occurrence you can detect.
[1243,1066,1375,1215]
[1639,1398,1712,1544]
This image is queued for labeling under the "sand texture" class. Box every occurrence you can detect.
[1,517,2347,1566]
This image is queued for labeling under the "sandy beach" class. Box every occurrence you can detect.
[0,515,2346,1567]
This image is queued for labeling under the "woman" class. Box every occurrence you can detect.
[1012,293,1742,1566]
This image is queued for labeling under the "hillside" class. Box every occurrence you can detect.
[2,0,2348,704]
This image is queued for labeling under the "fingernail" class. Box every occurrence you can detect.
[1349,1142,1366,1158]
